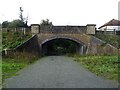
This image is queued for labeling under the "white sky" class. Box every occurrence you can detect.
[0,0,120,28]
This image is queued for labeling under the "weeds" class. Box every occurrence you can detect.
[95,34,119,48]
[72,55,119,81]
[2,52,39,82]
[2,31,31,51]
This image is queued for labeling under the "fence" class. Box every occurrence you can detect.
[2,27,31,35]
[96,29,120,35]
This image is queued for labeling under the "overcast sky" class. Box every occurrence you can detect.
[0,0,120,28]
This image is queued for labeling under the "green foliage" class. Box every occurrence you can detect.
[2,31,31,50]
[95,33,119,48]
[8,19,27,28]
[73,55,119,81]
[2,7,28,28]
[2,52,39,81]
[2,19,28,28]
[2,59,27,80]
[40,19,53,26]
[2,21,10,28]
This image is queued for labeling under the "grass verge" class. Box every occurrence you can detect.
[2,52,39,82]
[72,55,119,81]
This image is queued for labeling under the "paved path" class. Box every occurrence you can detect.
[4,56,118,88]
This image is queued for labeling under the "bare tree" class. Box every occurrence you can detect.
[19,7,28,27]
[19,7,24,23]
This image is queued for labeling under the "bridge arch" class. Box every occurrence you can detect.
[40,36,87,55]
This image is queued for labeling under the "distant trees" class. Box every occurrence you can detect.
[2,7,28,28]
[40,19,53,30]
[8,19,27,28]
[2,19,28,28]
[40,19,53,26]
[2,21,9,28]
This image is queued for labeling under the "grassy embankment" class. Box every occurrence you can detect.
[71,55,119,81]
[2,31,39,81]
[94,33,119,48]
[89,34,119,81]
[2,31,31,51]
[2,53,39,81]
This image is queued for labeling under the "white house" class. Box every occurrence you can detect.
[98,19,120,31]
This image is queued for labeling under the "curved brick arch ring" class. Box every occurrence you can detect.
[40,35,87,54]
[40,35,85,46]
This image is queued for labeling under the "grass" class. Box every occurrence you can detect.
[2,52,39,82]
[94,33,119,48]
[2,29,36,82]
[2,58,28,80]
[72,55,119,81]
[2,31,32,51]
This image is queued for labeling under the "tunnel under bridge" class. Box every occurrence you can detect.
[40,37,86,55]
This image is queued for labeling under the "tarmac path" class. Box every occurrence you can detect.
[4,56,118,88]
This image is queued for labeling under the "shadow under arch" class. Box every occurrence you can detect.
[40,36,87,56]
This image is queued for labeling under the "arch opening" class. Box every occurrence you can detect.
[41,38,85,56]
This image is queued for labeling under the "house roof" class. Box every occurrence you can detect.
[98,19,120,29]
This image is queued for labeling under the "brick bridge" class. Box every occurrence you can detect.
[15,24,118,56]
